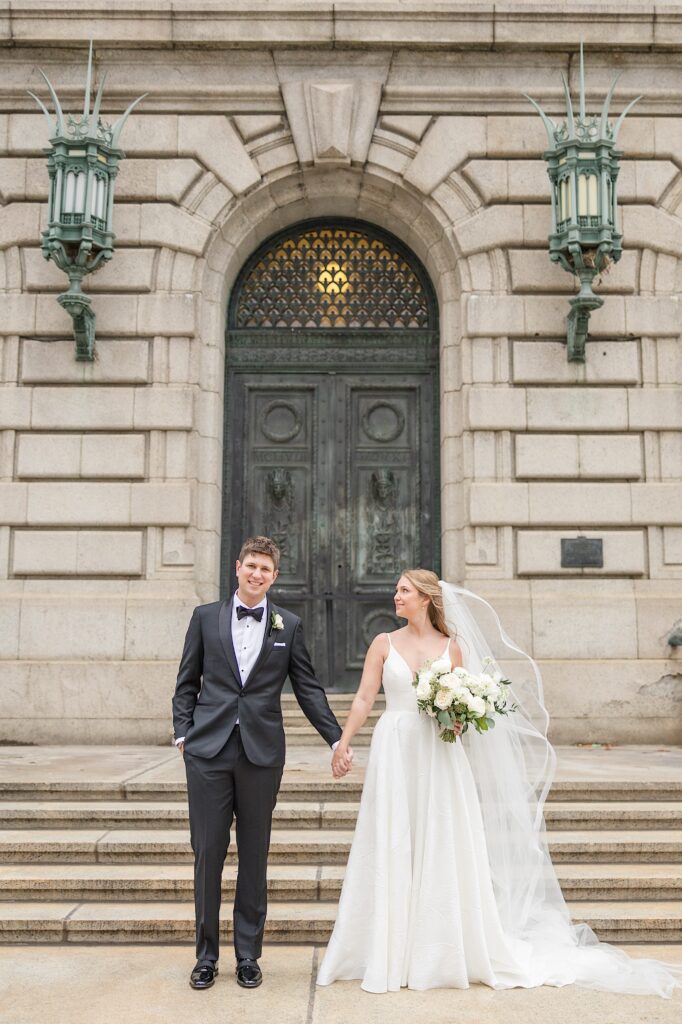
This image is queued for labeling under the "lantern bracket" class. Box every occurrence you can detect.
[565,246,605,363]
[58,289,96,362]
[567,292,603,363]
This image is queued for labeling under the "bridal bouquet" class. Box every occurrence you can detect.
[413,655,517,743]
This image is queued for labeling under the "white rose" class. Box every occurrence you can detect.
[434,688,454,710]
[418,670,434,686]
[438,672,458,688]
[469,695,486,717]
[453,667,468,679]
[452,686,469,705]
[415,678,432,700]
[430,658,450,675]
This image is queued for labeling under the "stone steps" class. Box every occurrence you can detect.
[282,695,377,745]
[2,800,681,831]
[2,779,681,803]
[2,828,682,865]
[1,900,680,945]
[1,862,681,904]
[1,745,680,947]
[289,728,375,745]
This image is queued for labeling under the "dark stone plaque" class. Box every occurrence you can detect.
[561,536,603,568]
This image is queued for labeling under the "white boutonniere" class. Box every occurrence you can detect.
[270,612,284,634]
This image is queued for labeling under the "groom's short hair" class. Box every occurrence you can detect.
[238,536,280,571]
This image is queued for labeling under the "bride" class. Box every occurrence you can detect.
[317,569,681,997]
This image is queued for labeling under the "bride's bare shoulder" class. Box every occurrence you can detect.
[448,636,464,668]
[368,630,400,661]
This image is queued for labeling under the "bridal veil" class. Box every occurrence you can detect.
[440,581,681,998]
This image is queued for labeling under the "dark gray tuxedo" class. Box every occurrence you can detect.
[172,595,342,964]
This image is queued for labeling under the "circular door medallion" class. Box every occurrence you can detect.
[361,610,403,647]
[361,401,405,444]
[261,401,302,443]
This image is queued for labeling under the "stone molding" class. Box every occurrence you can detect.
[3,2,682,52]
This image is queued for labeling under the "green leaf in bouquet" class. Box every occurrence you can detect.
[484,716,496,729]
[437,710,453,728]
[478,717,489,731]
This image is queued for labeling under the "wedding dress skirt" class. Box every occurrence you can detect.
[316,637,681,995]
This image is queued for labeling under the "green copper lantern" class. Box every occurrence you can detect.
[29,42,146,360]
[526,46,641,362]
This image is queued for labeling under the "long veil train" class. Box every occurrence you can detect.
[441,581,681,997]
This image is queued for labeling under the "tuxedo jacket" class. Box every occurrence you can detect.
[172,596,342,766]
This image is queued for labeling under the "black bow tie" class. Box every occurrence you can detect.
[237,605,264,622]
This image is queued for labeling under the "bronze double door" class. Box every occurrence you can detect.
[224,365,439,690]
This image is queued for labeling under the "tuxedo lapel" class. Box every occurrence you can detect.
[218,597,242,687]
[243,599,276,689]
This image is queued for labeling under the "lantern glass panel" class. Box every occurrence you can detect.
[97,178,107,222]
[607,178,614,224]
[74,173,86,215]
[64,171,76,214]
[559,177,572,223]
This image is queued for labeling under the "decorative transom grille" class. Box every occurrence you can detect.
[233,225,431,329]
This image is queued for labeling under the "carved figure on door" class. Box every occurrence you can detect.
[366,469,401,576]
[266,468,297,573]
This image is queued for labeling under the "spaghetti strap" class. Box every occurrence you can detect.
[442,637,451,657]
[386,632,393,648]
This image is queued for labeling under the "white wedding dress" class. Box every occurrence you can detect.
[317,634,538,992]
[317,596,682,997]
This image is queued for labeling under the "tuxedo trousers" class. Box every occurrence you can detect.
[184,726,283,963]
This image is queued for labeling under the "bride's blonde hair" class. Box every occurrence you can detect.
[401,569,452,639]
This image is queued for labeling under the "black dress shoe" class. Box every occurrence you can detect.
[190,962,218,989]
[236,958,262,988]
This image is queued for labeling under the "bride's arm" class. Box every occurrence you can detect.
[331,633,386,776]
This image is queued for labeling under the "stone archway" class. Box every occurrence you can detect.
[194,168,464,609]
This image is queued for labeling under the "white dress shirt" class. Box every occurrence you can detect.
[231,592,268,721]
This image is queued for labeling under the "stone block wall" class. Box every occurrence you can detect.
[0,1,680,742]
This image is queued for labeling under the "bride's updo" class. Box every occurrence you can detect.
[402,569,451,638]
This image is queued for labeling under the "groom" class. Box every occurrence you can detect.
[172,536,349,991]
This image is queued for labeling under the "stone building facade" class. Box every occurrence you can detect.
[0,1,680,744]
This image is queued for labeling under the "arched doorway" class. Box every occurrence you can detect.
[222,219,439,689]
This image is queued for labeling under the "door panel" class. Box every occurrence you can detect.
[227,370,438,690]
[230,377,325,672]
[339,384,421,685]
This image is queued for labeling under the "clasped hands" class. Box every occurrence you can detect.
[332,744,354,779]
